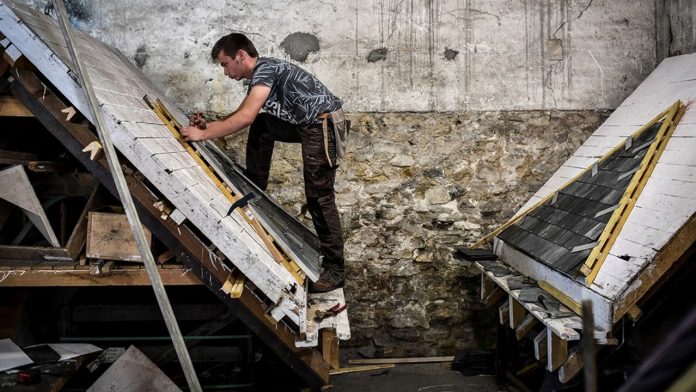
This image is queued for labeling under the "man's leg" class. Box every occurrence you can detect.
[245,113,301,190]
[301,123,345,292]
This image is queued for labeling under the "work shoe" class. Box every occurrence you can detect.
[309,265,345,293]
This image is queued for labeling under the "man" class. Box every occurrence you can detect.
[180,33,346,293]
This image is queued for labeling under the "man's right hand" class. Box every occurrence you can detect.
[180,126,206,142]
[190,112,207,130]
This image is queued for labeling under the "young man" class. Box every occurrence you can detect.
[180,33,346,293]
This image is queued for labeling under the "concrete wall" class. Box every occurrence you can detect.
[28,0,657,113]
[656,0,696,61]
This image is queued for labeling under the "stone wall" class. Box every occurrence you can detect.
[224,110,609,355]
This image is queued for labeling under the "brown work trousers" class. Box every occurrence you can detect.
[244,113,345,270]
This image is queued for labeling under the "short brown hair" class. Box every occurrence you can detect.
[211,33,259,60]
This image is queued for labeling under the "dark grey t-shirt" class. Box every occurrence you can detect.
[247,57,342,125]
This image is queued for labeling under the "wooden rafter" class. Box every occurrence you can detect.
[0,266,203,286]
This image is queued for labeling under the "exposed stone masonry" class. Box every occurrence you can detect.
[222,110,609,356]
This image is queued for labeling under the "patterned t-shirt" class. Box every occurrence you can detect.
[247,57,342,125]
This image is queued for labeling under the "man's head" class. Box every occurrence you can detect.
[211,33,259,81]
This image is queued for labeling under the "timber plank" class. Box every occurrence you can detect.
[86,211,152,262]
[0,267,201,286]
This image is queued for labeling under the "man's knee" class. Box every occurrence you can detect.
[304,164,336,198]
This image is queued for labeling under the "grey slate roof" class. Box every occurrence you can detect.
[497,122,662,276]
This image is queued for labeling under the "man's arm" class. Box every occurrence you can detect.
[180,84,271,141]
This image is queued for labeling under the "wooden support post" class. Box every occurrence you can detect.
[321,329,339,370]
[533,329,547,361]
[509,297,525,329]
[558,349,583,384]
[515,314,539,341]
[481,273,495,300]
[483,286,504,307]
[499,300,510,325]
[547,330,568,371]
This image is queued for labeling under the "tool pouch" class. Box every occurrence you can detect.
[320,108,350,167]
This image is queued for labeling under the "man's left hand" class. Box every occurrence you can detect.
[180,126,206,142]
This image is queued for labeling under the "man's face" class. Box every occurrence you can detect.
[217,50,244,81]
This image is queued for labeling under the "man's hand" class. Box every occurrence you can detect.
[190,112,207,130]
[180,126,206,142]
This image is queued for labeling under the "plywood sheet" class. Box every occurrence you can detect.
[86,212,152,262]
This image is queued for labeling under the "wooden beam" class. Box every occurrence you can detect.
[0,267,202,286]
[533,329,547,361]
[547,330,568,371]
[558,350,583,383]
[515,314,539,341]
[0,245,71,261]
[329,364,394,375]
[0,149,40,164]
[582,300,598,392]
[0,95,32,117]
[2,44,33,70]
[483,286,504,307]
[220,270,245,299]
[321,329,339,370]
[481,273,495,300]
[539,280,582,315]
[499,300,510,325]
[509,297,525,329]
